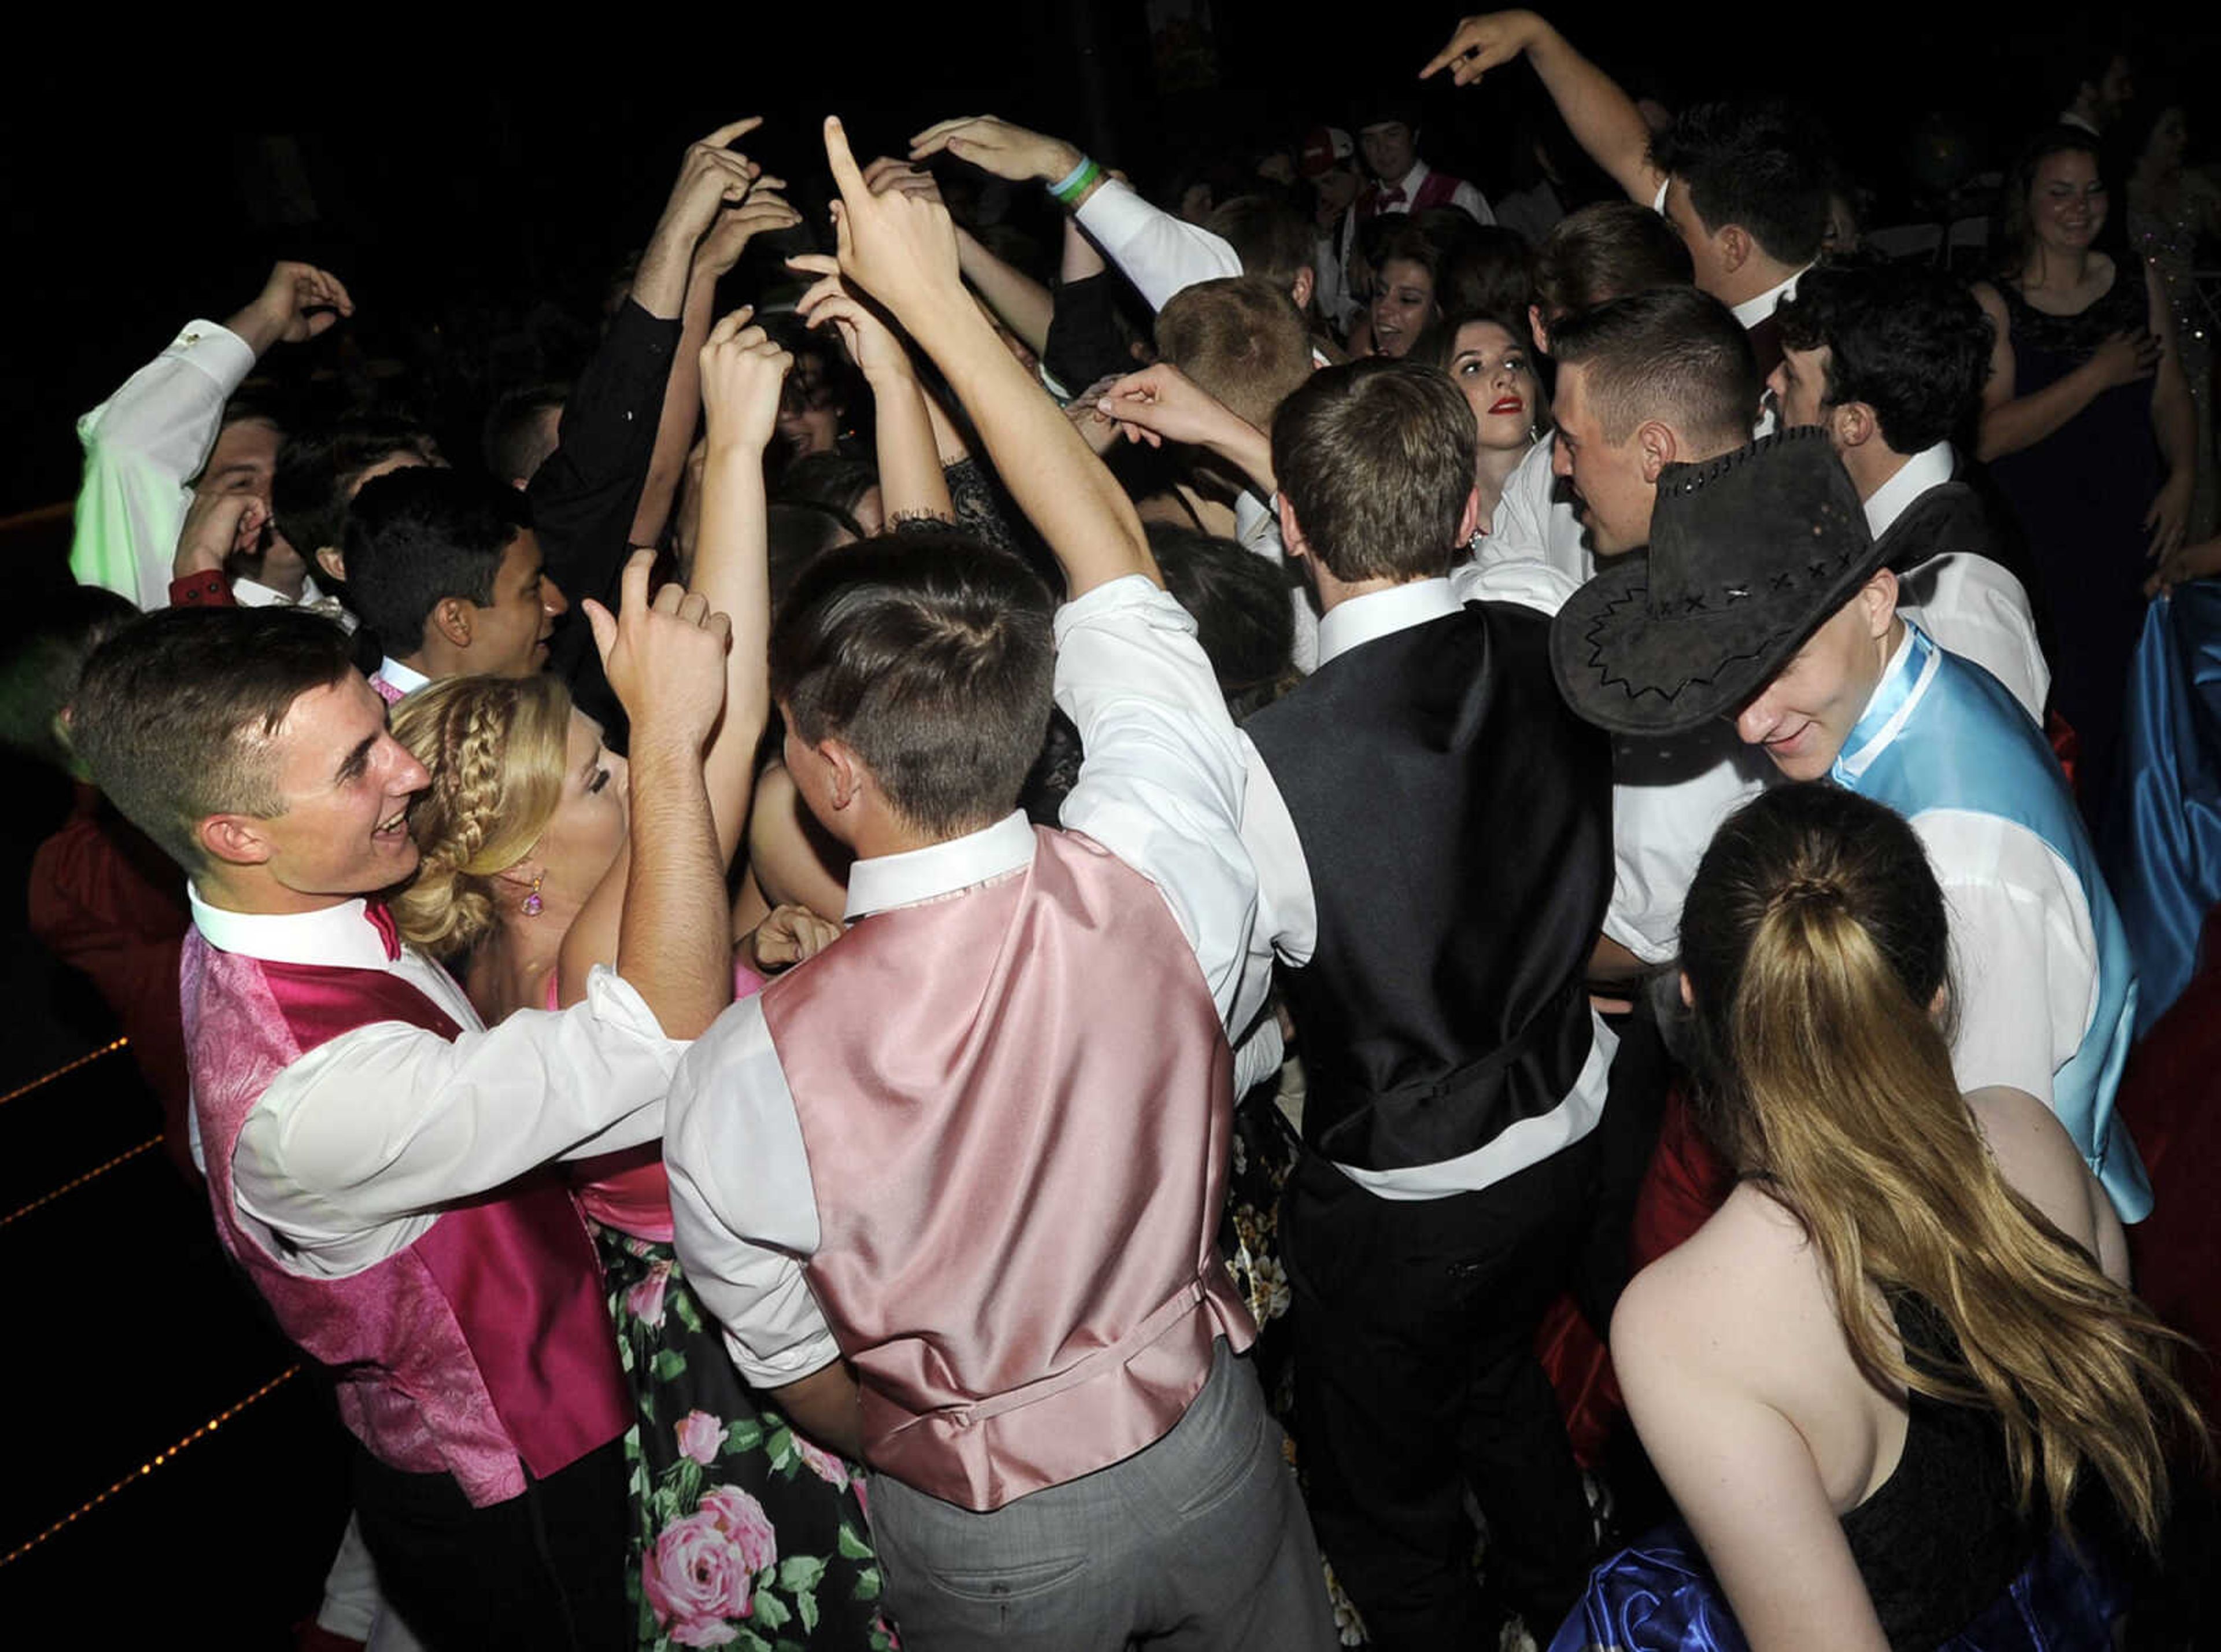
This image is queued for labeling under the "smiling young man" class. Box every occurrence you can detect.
[67,567,735,1647]
[1552,428,2148,1234]
[341,466,569,702]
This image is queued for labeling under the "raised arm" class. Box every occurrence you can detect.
[910,113,1241,312]
[1422,12,1663,205]
[1096,362,1277,496]
[584,550,736,1039]
[532,121,763,609]
[828,117,1154,593]
[629,183,802,548]
[788,253,957,522]
[71,261,352,610]
[1971,279,2159,462]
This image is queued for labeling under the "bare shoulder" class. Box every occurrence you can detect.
[1613,1183,1821,1382]
[1962,1084,2105,1257]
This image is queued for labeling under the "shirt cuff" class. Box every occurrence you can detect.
[171,319,259,396]
[586,960,691,1052]
[723,1325,843,1391]
[168,569,232,608]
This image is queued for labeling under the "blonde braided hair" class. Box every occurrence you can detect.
[389,675,571,959]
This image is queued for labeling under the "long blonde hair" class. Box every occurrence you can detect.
[1680,783,2205,1548]
[389,674,571,959]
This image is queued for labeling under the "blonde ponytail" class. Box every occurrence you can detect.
[1684,784,2206,1549]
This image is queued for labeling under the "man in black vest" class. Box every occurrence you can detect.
[1239,358,1614,1647]
[1771,260,2050,722]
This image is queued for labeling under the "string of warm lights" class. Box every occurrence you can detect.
[0,1135,163,1229]
[0,1364,302,1569]
[0,1038,128,1107]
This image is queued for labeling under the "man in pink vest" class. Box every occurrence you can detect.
[69,554,738,1649]
[663,118,1338,1650]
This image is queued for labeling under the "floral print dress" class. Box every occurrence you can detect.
[600,1230,898,1651]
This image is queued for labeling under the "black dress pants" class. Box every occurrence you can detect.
[352,1435,630,1652]
[1282,1135,1600,1650]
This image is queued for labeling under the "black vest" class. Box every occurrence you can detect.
[1877,475,2055,671]
[1245,601,1614,1171]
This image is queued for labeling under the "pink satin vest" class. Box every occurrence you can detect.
[185,932,633,1507]
[761,827,1255,1512]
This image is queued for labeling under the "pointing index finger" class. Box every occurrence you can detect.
[824,116,868,204]
[702,116,765,149]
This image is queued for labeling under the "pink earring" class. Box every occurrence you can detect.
[523,872,544,917]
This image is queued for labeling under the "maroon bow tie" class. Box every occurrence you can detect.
[364,901,400,963]
[1375,184,1407,207]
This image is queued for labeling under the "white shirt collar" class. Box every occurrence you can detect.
[1388,159,1430,200]
[1835,625,1929,782]
[1862,442,1957,540]
[377,657,431,695]
[2060,109,2101,135]
[1315,578,1463,669]
[843,810,1038,922]
[189,886,395,970]
[1732,263,1810,330]
[230,571,331,610]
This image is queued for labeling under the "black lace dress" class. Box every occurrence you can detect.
[1987,264,2163,823]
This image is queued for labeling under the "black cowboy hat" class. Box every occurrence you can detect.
[1549,428,1881,737]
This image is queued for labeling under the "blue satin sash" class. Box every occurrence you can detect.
[1547,1523,2122,1652]
[2099,581,2221,1034]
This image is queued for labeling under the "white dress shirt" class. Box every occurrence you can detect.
[1480,436,1595,590]
[1234,577,1615,1199]
[373,656,432,697]
[71,319,259,614]
[1731,266,1808,331]
[1835,632,2098,1104]
[1233,491,1320,674]
[666,577,1269,1389]
[1074,178,1244,313]
[1352,160,1495,230]
[193,890,680,1279]
[1867,442,2050,724]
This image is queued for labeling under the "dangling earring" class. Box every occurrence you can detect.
[522,872,544,918]
[1528,422,1540,444]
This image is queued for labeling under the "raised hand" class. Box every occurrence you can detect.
[1421,10,1545,86]
[173,489,267,578]
[907,115,1080,185]
[698,307,793,455]
[1095,363,1250,449]
[788,252,916,384]
[659,118,769,244]
[822,116,965,326]
[862,157,946,206]
[585,548,732,754]
[695,186,803,279]
[231,261,354,355]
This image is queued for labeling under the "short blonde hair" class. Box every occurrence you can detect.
[389,674,571,958]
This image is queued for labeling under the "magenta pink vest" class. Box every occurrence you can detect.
[761,827,1255,1512]
[185,932,633,1507]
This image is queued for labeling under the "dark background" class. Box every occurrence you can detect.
[3,4,2213,521]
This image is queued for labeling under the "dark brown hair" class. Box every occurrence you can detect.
[1271,358,1477,582]
[1548,286,1758,451]
[1534,201,1695,322]
[769,533,1056,838]
[69,606,358,872]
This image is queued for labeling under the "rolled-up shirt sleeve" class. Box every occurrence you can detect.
[665,995,844,1388]
[1073,178,1244,312]
[71,320,259,611]
[1054,576,1264,1038]
[233,964,680,1276]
